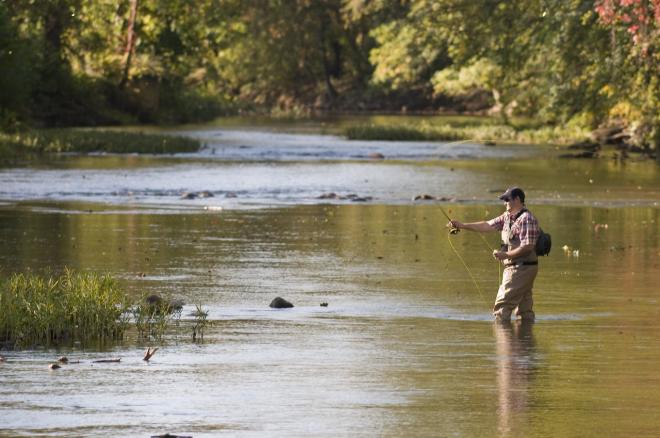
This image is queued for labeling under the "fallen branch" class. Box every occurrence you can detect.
[143,347,159,362]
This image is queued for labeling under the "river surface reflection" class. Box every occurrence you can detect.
[0,120,659,436]
[0,202,658,436]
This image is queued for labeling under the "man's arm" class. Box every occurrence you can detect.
[448,220,496,233]
[493,243,535,261]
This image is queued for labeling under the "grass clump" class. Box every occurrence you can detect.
[0,269,131,348]
[344,120,590,145]
[131,294,183,341]
[191,303,209,342]
[0,128,200,161]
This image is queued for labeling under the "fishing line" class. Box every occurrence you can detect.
[445,231,488,304]
[439,206,488,304]
[476,231,502,283]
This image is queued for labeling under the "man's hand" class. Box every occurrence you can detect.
[492,249,508,261]
[447,220,463,230]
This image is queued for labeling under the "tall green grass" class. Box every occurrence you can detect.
[0,270,131,348]
[344,122,590,145]
[0,128,200,162]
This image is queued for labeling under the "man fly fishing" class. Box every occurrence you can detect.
[447,187,540,323]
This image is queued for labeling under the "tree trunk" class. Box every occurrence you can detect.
[119,0,139,89]
[318,12,338,100]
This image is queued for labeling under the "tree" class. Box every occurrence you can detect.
[594,0,660,149]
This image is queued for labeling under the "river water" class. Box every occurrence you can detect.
[0,116,659,437]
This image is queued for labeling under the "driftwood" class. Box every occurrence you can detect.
[143,347,159,362]
[92,358,121,363]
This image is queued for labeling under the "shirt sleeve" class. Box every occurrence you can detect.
[487,213,506,231]
[517,213,539,246]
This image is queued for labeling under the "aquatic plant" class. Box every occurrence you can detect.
[0,269,131,348]
[0,128,200,160]
[131,293,182,341]
[191,303,209,342]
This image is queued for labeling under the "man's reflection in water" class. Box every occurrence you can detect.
[495,321,537,436]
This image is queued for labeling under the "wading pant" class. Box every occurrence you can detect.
[493,264,538,322]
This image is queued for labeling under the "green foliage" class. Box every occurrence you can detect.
[0,0,657,146]
[431,58,501,97]
[0,269,131,348]
[0,4,37,130]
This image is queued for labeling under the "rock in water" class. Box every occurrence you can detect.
[269,297,294,308]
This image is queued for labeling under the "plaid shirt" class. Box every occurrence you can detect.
[487,209,540,247]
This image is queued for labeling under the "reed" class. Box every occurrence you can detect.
[191,303,209,342]
[0,269,131,348]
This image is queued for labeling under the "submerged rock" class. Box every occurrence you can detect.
[180,191,214,200]
[351,196,373,202]
[269,297,294,308]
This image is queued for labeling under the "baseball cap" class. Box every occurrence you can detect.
[499,187,525,203]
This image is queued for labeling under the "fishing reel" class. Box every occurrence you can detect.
[449,226,460,235]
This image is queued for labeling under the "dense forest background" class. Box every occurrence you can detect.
[0,0,658,147]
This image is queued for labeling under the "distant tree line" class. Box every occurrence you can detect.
[0,0,657,147]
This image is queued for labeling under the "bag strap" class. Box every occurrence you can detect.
[509,208,528,226]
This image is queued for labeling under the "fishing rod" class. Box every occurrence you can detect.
[439,205,460,234]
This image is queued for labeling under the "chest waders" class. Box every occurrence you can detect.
[493,209,539,321]
[501,209,538,267]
